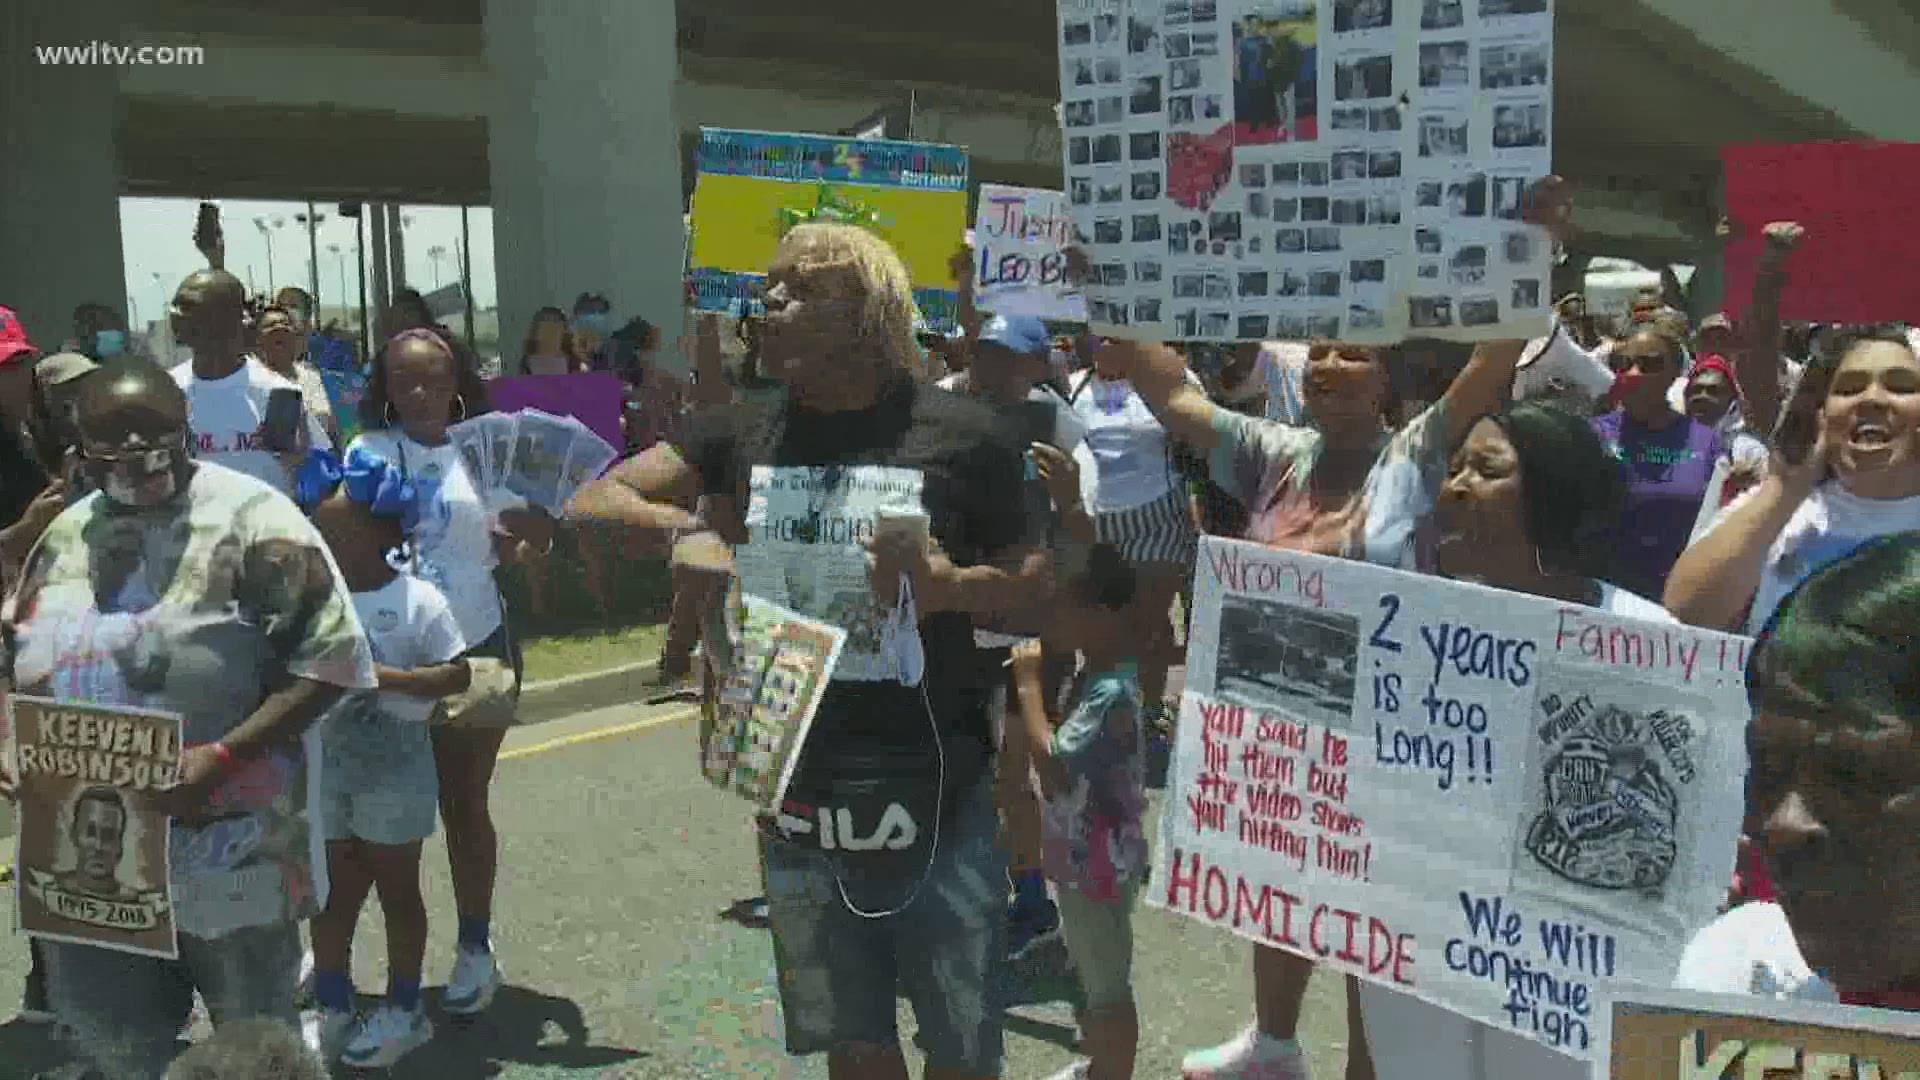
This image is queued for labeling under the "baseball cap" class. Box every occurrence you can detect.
[35,351,99,388]
[0,306,37,366]
[1697,313,1734,336]
[976,314,1051,357]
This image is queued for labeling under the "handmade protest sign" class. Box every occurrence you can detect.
[974,184,1089,322]
[13,697,181,958]
[688,128,971,332]
[1058,0,1555,343]
[1722,141,1920,325]
[1608,989,1920,1079]
[699,590,848,811]
[1154,539,1748,1061]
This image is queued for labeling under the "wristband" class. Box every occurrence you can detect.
[209,742,235,773]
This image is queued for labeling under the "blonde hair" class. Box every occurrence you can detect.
[778,223,928,378]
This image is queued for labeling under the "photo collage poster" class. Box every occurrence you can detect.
[1057,0,1553,344]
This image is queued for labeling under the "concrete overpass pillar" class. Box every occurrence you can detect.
[0,0,129,348]
[485,0,686,370]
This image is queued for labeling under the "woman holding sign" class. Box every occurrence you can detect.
[353,328,557,1018]
[1088,180,1568,1080]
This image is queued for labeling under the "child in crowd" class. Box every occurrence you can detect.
[294,447,471,1067]
[1011,542,1150,1080]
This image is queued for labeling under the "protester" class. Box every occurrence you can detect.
[570,222,1032,1078]
[294,446,469,1066]
[351,327,554,1017]
[1666,322,1920,632]
[1,353,100,591]
[1,356,375,1079]
[1674,532,1920,1007]
[71,301,131,360]
[518,305,587,376]
[570,292,614,363]
[166,270,328,496]
[1012,541,1148,1080]
[936,311,1085,956]
[0,307,50,562]
[1354,402,1666,1080]
[1064,335,1202,742]
[1587,326,1725,599]
[254,304,339,451]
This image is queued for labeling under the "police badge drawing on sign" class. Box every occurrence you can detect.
[1513,667,1710,919]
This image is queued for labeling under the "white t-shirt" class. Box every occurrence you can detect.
[1672,901,1835,1002]
[349,430,504,643]
[171,357,328,496]
[1513,324,1614,407]
[1706,478,1920,634]
[1068,370,1201,512]
[1359,582,1672,1080]
[350,573,468,724]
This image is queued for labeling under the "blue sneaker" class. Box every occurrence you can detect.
[1007,899,1061,961]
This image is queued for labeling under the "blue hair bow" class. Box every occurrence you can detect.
[295,446,419,532]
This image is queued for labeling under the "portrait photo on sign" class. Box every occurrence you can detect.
[1492,103,1548,148]
[1170,95,1197,123]
[1131,77,1165,115]
[1190,30,1221,55]
[1239,314,1271,338]
[1309,269,1342,297]
[1513,279,1542,309]
[1482,42,1549,88]
[1133,171,1164,200]
[1348,304,1385,330]
[1063,20,1091,45]
[1130,132,1162,160]
[1418,40,1470,88]
[1221,591,1359,726]
[1231,0,1321,144]
[1134,259,1164,283]
[1369,105,1403,131]
[1410,295,1454,328]
[1422,0,1466,29]
[1332,0,1391,32]
[1491,176,1529,219]
[1447,173,1489,217]
[1511,669,1716,927]
[1332,106,1368,132]
[1129,16,1160,54]
[1419,114,1470,157]
[1272,198,1299,222]
[1301,195,1330,220]
[1460,297,1500,326]
[1306,226,1342,252]
[1334,55,1394,101]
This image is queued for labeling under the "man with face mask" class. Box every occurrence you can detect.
[166,270,327,496]
[1,355,376,1078]
[71,302,131,361]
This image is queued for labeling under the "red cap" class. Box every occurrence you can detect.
[0,307,37,366]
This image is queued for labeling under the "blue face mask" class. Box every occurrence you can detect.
[572,312,612,337]
[93,329,127,358]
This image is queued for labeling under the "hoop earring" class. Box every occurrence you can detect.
[452,394,468,423]
[384,400,397,426]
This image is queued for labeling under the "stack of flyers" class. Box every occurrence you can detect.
[447,409,619,515]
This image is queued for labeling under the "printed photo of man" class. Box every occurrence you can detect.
[60,787,138,902]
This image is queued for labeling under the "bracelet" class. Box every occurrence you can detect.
[209,742,235,773]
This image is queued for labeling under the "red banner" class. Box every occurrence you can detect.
[1722,141,1920,324]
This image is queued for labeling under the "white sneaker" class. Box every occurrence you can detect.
[1182,1024,1312,1080]
[301,1007,355,1061]
[296,948,315,1004]
[441,947,502,1016]
[341,1003,433,1068]
[1047,1060,1092,1080]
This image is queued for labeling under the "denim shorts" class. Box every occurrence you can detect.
[764,773,1007,1074]
[322,712,439,845]
[1057,883,1140,1009]
[42,920,303,1080]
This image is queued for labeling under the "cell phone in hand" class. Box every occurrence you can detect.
[262,388,304,454]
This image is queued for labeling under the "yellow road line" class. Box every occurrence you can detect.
[498,705,699,762]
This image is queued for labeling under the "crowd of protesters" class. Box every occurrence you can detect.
[0,169,1917,1080]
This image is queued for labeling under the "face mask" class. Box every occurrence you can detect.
[93,330,127,358]
[572,313,612,337]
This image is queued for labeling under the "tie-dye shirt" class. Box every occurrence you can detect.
[4,461,375,938]
[1041,663,1149,903]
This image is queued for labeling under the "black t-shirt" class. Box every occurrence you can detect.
[677,376,1028,793]
[0,424,49,531]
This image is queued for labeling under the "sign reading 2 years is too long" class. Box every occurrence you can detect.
[1153,538,1751,1062]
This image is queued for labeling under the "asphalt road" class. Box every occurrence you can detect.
[0,699,1355,1079]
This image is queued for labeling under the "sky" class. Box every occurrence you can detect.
[119,197,498,330]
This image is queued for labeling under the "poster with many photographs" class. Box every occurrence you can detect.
[1058,0,1552,344]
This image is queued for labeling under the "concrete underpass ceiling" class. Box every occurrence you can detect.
[115,0,1902,261]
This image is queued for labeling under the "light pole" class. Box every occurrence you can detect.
[427,245,448,288]
[253,216,280,294]
[295,206,328,313]
[327,243,346,323]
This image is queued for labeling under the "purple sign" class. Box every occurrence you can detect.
[486,374,626,454]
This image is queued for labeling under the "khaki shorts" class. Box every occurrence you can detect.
[1057,882,1140,1009]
